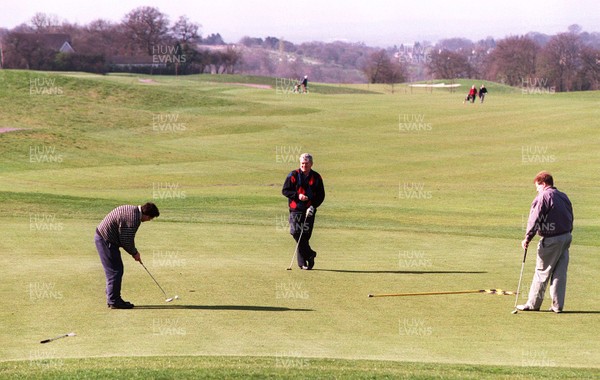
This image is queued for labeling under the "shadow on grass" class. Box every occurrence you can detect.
[134,305,314,311]
[553,310,600,314]
[312,269,487,274]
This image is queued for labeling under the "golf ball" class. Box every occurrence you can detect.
[174,295,179,299]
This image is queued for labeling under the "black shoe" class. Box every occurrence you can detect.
[307,251,316,269]
[108,300,134,309]
[117,299,134,307]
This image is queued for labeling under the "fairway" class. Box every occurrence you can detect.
[0,71,599,378]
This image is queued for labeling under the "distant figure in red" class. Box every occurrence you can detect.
[464,85,477,104]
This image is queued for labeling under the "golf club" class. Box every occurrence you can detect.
[40,332,76,344]
[286,208,312,270]
[368,289,516,298]
[140,262,179,303]
[512,247,528,314]
[287,223,305,270]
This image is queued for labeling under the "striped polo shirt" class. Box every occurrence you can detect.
[96,205,142,256]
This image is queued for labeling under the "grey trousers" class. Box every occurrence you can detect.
[526,232,572,311]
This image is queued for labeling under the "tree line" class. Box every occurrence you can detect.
[422,25,600,91]
[1,7,598,91]
[0,7,240,75]
[239,26,599,91]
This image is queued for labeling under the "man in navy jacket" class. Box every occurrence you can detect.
[282,153,325,269]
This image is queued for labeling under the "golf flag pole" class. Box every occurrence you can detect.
[368,289,515,298]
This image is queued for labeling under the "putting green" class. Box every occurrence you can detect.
[0,71,598,378]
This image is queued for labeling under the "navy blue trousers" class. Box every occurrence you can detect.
[95,232,124,304]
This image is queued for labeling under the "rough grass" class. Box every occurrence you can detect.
[1,356,598,379]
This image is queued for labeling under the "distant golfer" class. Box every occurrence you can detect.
[519,171,573,313]
[282,153,325,269]
[464,84,477,103]
[479,84,488,103]
[301,75,308,93]
[95,203,160,309]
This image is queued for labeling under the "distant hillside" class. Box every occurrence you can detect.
[232,40,376,84]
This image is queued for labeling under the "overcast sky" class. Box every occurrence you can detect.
[1,0,597,46]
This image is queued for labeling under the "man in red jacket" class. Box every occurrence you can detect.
[282,153,325,269]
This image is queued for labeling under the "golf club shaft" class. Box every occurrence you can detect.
[40,335,66,343]
[40,333,74,344]
[513,248,528,310]
[287,217,307,270]
[140,262,168,298]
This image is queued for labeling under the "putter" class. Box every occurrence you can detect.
[511,247,528,314]
[140,262,179,303]
[286,208,312,270]
[40,332,76,344]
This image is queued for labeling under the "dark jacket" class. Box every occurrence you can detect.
[282,169,325,212]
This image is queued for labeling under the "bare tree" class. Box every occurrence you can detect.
[484,36,538,86]
[123,6,170,55]
[363,50,389,83]
[578,46,600,90]
[80,19,128,56]
[29,13,60,33]
[2,32,56,69]
[537,33,581,91]
[363,50,406,87]
[171,16,200,43]
[427,50,474,79]
[221,46,242,74]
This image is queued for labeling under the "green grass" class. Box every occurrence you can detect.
[0,70,599,378]
[1,356,598,379]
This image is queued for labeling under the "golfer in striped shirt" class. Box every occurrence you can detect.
[95,203,160,309]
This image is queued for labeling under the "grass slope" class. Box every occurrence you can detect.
[0,70,599,378]
[1,356,598,379]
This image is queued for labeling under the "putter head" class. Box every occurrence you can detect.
[286,267,292,271]
[165,297,174,303]
[511,309,518,314]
